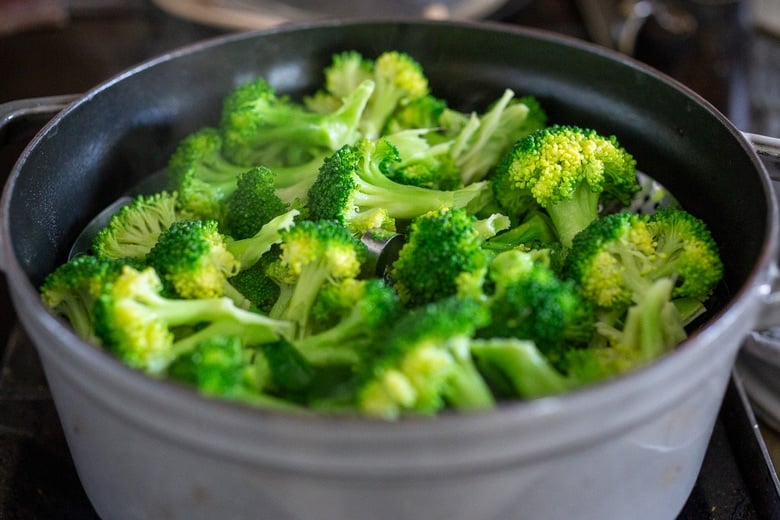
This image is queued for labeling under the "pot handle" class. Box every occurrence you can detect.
[744,132,780,330]
[0,94,80,273]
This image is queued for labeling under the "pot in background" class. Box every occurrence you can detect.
[1,20,779,520]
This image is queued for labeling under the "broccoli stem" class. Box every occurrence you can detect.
[444,339,495,410]
[546,183,600,248]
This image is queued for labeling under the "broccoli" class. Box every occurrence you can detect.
[219,76,374,167]
[293,278,403,366]
[357,297,494,420]
[478,250,595,365]
[307,139,488,234]
[384,94,448,136]
[562,208,723,310]
[492,125,639,247]
[225,208,300,270]
[359,51,430,140]
[167,127,250,220]
[450,91,547,185]
[304,50,375,113]
[267,219,367,339]
[381,129,461,190]
[483,210,557,252]
[145,219,247,306]
[92,191,189,260]
[93,266,292,375]
[389,207,490,307]
[40,254,136,342]
[228,248,282,313]
[469,338,572,399]
[222,166,292,239]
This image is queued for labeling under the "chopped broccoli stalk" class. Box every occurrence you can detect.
[390,207,490,306]
[92,191,187,260]
[93,266,293,375]
[40,255,134,342]
[470,338,572,399]
[307,139,489,234]
[220,77,374,167]
[267,220,367,339]
[493,125,639,247]
[167,127,249,220]
[450,90,547,185]
[359,51,430,140]
[226,208,300,270]
[357,297,494,420]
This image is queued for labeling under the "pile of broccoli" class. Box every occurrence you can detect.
[39,50,724,420]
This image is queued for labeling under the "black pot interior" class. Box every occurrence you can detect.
[6,21,770,317]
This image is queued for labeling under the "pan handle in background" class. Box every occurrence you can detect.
[743,132,780,166]
[0,94,81,273]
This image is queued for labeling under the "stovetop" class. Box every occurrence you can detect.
[1,1,779,518]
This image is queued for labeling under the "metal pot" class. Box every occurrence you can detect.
[1,19,779,520]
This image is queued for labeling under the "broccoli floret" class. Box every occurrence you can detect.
[93,266,292,375]
[267,220,367,339]
[384,94,448,136]
[293,278,403,366]
[145,219,247,306]
[307,139,488,234]
[389,207,490,306]
[228,248,282,313]
[478,251,595,365]
[492,125,639,247]
[469,338,572,399]
[219,77,374,167]
[562,208,723,309]
[226,208,300,270]
[450,90,548,185]
[40,254,134,342]
[223,166,291,239]
[359,51,430,140]
[381,129,461,190]
[304,51,375,113]
[167,128,249,220]
[356,297,494,420]
[92,191,189,260]
[484,210,557,252]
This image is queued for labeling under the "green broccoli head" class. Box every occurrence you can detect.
[92,191,187,260]
[390,206,490,306]
[228,247,282,314]
[40,254,134,342]
[267,219,367,338]
[219,76,374,167]
[357,296,494,420]
[223,166,291,239]
[384,94,448,136]
[167,127,248,220]
[381,129,461,190]
[93,266,292,375]
[492,125,639,247]
[307,139,488,234]
[146,219,241,302]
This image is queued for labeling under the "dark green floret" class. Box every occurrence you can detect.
[223,166,291,239]
[390,206,490,307]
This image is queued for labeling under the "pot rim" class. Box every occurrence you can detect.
[2,18,777,474]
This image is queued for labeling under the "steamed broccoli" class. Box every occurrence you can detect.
[93,266,292,375]
[307,139,488,234]
[292,278,403,366]
[227,247,282,313]
[492,125,639,247]
[267,219,367,339]
[92,191,190,260]
[167,128,249,220]
[304,50,375,113]
[222,166,292,239]
[219,76,374,167]
[357,297,494,420]
[562,208,723,310]
[381,129,461,190]
[145,219,246,306]
[40,254,137,342]
[225,208,300,270]
[389,207,490,307]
